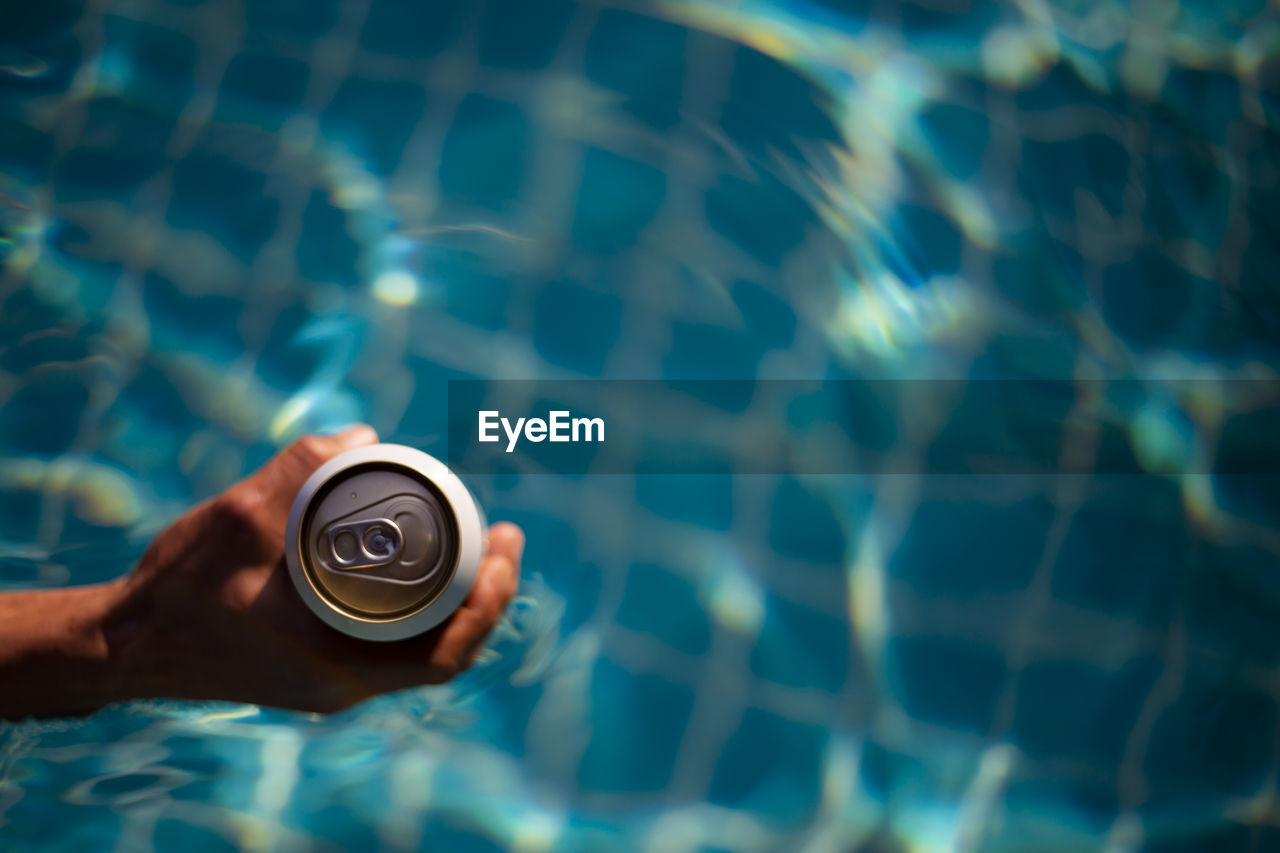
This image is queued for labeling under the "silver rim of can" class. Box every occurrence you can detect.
[285,443,484,642]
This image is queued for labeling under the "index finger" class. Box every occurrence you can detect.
[237,424,379,519]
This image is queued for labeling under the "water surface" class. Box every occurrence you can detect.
[2,0,1279,850]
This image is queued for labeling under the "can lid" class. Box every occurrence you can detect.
[285,444,485,642]
[299,463,459,619]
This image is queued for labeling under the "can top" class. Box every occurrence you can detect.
[285,444,485,642]
[299,463,459,619]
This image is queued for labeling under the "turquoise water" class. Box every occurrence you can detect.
[2,0,1280,850]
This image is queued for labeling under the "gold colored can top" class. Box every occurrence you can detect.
[299,462,459,620]
[285,445,485,642]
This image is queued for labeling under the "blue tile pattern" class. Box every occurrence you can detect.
[1,0,1279,851]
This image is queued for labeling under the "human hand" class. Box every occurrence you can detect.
[0,425,522,718]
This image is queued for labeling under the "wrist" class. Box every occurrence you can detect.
[0,578,132,719]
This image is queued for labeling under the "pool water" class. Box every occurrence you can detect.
[2,0,1279,850]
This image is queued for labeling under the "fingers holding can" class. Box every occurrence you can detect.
[253,426,380,516]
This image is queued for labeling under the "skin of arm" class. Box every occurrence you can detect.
[0,425,523,720]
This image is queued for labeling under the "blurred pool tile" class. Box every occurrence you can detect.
[1018,133,1130,219]
[357,1,465,58]
[52,99,172,203]
[887,635,1006,732]
[730,280,796,349]
[297,189,361,286]
[767,478,846,566]
[101,15,197,112]
[438,94,531,210]
[918,100,989,180]
[888,203,965,280]
[722,46,842,164]
[583,9,687,130]
[217,52,310,129]
[1145,824,1269,853]
[750,594,850,693]
[1010,656,1161,766]
[1052,483,1187,624]
[168,154,279,260]
[663,321,763,379]
[707,707,828,826]
[478,0,575,71]
[1100,253,1223,353]
[0,364,94,455]
[1185,543,1280,669]
[616,561,713,655]
[891,498,1051,597]
[436,251,513,331]
[321,77,427,177]
[635,474,733,531]
[532,279,622,373]
[572,147,666,255]
[578,661,695,793]
[244,0,341,41]
[142,271,243,350]
[1143,677,1277,802]
[704,171,817,266]
[154,820,237,853]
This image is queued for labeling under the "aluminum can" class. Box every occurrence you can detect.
[285,444,485,641]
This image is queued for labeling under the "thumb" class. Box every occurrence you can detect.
[244,424,379,519]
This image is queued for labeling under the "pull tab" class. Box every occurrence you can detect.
[325,517,404,569]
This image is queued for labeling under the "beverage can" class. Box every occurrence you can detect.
[285,443,485,641]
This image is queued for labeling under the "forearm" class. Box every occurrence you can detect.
[0,580,130,720]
